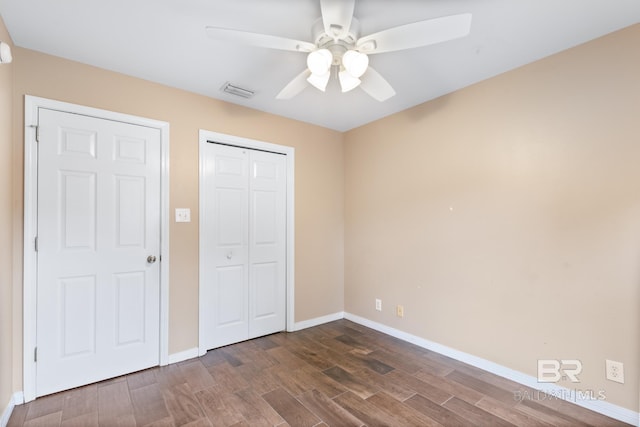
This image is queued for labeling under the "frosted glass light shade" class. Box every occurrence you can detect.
[338,70,361,92]
[307,71,331,92]
[307,49,333,75]
[342,50,368,78]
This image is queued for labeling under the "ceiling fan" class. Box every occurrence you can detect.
[206,0,472,102]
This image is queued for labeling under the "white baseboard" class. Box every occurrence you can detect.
[1,392,23,427]
[167,347,199,365]
[293,311,345,331]
[0,397,13,427]
[344,312,639,426]
[12,392,23,406]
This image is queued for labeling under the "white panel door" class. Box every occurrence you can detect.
[36,108,161,397]
[248,150,286,338]
[202,143,286,350]
[202,144,250,348]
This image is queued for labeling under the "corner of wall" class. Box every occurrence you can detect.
[0,13,17,426]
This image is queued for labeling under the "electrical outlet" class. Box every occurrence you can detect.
[396,305,404,318]
[605,360,624,384]
[375,299,382,311]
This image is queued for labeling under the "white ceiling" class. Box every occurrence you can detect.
[2,0,639,131]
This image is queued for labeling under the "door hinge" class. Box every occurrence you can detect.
[34,236,38,252]
[29,125,39,142]
[34,347,37,362]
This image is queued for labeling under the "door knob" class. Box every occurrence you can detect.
[147,255,157,264]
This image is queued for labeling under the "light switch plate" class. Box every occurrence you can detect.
[175,208,191,223]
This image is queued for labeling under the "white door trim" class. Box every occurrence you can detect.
[198,130,295,356]
[22,95,171,402]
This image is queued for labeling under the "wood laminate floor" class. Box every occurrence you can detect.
[8,320,630,426]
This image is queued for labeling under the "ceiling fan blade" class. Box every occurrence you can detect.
[320,0,355,39]
[206,26,316,52]
[356,13,472,54]
[359,67,396,102]
[276,69,312,99]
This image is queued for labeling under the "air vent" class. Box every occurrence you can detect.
[221,82,255,99]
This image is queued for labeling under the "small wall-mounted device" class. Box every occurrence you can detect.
[0,42,12,64]
[175,208,191,223]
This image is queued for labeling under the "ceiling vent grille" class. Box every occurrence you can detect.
[221,82,255,99]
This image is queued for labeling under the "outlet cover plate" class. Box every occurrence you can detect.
[605,359,624,384]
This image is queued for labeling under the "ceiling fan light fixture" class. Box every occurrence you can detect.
[307,70,331,92]
[338,69,361,92]
[342,50,368,78]
[307,49,333,75]
[205,2,473,103]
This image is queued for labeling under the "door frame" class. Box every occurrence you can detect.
[198,130,295,356]
[22,95,171,402]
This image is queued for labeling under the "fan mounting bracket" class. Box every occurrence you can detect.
[311,17,361,50]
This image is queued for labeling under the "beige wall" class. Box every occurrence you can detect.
[0,14,14,412]
[344,24,640,412]
[3,14,638,417]
[10,48,344,391]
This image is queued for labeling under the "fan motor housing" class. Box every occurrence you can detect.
[311,17,361,61]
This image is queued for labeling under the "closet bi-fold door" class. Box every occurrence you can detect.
[202,142,286,350]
